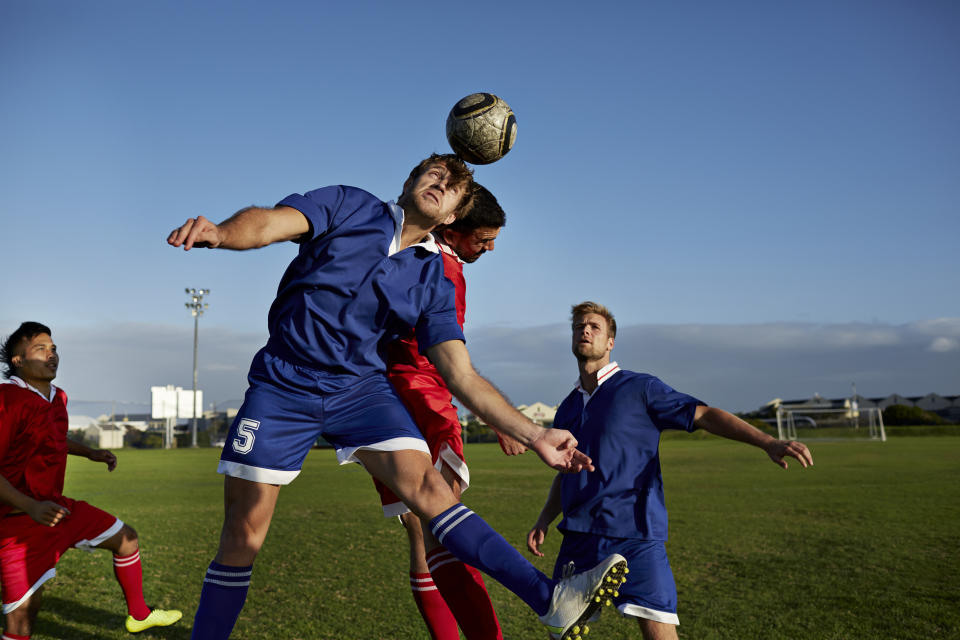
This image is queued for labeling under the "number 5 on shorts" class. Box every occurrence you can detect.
[232,419,260,454]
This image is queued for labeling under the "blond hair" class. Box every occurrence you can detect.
[571,301,617,338]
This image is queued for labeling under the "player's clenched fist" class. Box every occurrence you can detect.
[167,215,222,250]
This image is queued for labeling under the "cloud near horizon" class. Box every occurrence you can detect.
[45,318,960,416]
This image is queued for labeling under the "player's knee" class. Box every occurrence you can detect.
[117,523,140,554]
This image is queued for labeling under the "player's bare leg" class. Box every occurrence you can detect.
[3,586,43,637]
[96,523,182,632]
[638,618,678,640]
[216,477,281,566]
[191,476,281,640]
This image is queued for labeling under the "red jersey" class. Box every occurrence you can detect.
[0,379,70,517]
[385,241,466,381]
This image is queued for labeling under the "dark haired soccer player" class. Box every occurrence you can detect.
[168,155,625,640]
[527,302,813,640]
[0,322,181,638]
[375,184,520,639]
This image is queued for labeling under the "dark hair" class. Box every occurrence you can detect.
[446,184,506,233]
[405,153,476,218]
[1,321,52,379]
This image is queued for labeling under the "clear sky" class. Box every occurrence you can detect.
[2,0,957,414]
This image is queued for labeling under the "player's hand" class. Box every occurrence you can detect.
[765,439,813,469]
[89,449,118,472]
[527,523,549,557]
[167,215,222,250]
[27,500,71,527]
[529,428,594,473]
[497,433,527,456]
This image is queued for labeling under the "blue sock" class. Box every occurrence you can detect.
[191,561,253,640]
[430,503,555,615]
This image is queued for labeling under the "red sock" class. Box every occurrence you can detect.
[2,633,31,640]
[427,547,503,640]
[113,550,151,620]
[409,572,459,640]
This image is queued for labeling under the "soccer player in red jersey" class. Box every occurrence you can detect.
[0,322,181,638]
[374,185,521,639]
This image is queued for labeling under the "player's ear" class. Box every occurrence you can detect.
[441,212,457,226]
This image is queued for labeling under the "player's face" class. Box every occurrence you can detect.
[401,163,466,226]
[443,226,500,263]
[572,313,614,363]
[13,333,59,383]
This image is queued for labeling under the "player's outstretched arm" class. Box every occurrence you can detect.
[67,439,118,471]
[167,206,310,251]
[693,406,814,469]
[427,340,593,473]
[527,473,562,557]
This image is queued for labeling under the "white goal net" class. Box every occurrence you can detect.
[776,406,886,442]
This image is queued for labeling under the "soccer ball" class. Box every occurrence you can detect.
[445,93,517,165]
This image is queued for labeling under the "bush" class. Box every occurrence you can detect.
[882,404,949,426]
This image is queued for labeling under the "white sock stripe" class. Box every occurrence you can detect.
[206,568,253,578]
[411,584,439,592]
[114,550,140,561]
[431,504,470,536]
[428,556,460,572]
[114,554,141,567]
[203,577,251,588]
[436,510,475,545]
[428,549,454,562]
[410,576,436,585]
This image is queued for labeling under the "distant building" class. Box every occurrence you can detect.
[517,402,557,425]
[761,392,959,422]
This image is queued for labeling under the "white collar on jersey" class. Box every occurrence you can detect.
[5,375,58,402]
[434,234,464,264]
[386,201,441,257]
[575,361,621,401]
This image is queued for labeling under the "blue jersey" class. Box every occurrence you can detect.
[553,364,703,541]
[263,186,464,390]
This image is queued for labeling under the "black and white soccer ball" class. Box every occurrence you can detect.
[445,93,517,165]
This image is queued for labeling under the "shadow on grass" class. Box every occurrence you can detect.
[36,596,191,640]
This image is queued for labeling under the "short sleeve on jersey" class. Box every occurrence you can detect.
[643,377,703,432]
[414,273,465,353]
[278,186,374,243]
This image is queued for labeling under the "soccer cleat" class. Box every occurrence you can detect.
[539,554,628,640]
[125,608,183,633]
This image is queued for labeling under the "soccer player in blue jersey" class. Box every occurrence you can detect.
[167,155,626,640]
[527,301,813,640]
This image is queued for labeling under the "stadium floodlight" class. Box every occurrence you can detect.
[185,288,210,448]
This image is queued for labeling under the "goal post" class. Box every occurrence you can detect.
[776,406,886,442]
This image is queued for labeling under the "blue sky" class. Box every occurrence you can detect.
[1,1,957,414]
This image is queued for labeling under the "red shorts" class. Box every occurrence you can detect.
[374,372,468,516]
[0,497,123,613]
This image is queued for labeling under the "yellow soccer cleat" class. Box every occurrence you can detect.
[125,608,183,633]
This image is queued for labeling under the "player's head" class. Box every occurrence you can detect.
[570,302,616,364]
[1,321,57,381]
[399,153,476,225]
[438,184,505,263]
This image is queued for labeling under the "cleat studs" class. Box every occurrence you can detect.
[605,598,612,606]
[613,590,619,597]
[572,626,580,634]
[583,625,590,634]
[594,595,601,603]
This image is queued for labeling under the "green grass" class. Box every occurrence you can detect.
[34,434,960,639]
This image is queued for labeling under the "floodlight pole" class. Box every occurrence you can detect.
[185,288,210,448]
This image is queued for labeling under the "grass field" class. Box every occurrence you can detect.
[34,434,960,639]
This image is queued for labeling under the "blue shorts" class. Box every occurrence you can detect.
[554,531,679,625]
[218,348,429,484]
